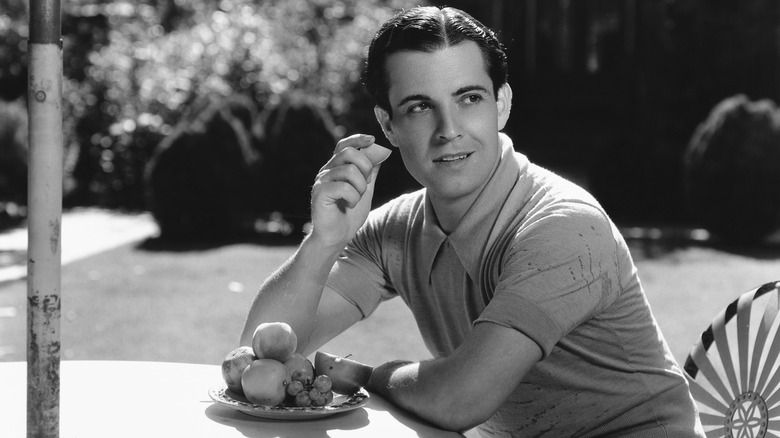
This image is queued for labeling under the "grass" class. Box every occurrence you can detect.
[0,235,431,366]
[1,233,779,368]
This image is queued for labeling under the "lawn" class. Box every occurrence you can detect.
[1,233,779,368]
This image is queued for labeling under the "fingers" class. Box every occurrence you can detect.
[327,135,379,184]
[313,179,363,211]
[316,162,369,207]
[333,134,392,166]
[334,133,376,154]
[313,134,392,210]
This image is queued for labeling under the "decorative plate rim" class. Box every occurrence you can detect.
[208,385,369,419]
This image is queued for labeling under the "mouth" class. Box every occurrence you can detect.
[434,152,472,163]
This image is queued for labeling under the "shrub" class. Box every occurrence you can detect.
[1,0,424,220]
[0,98,27,203]
[684,94,780,244]
[63,0,419,213]
[145,94,262,241]
[0,5,27,101]
[255,93,337,233]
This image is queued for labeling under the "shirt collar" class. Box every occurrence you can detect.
[420,133,524,282]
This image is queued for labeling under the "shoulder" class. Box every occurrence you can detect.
[499,162,632,274]
[351,189,425,249]
[514,162,612,237]
[367,188,426,225]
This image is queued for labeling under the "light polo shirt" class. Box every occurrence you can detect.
[326,134,703,437]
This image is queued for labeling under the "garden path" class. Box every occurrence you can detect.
[0,208,159,285]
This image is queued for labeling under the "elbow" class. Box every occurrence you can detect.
[425,391,494,432]
[428,410,489,433]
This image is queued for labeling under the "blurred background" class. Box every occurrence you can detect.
[3,0,780,242]
[0,0,780,242]
[1,0,780,366]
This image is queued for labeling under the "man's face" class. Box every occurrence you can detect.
[375,41,511,209]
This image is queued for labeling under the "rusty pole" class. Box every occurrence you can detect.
[27,0,63,436]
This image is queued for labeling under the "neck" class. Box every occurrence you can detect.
[429,192,478,234]
[430,134,508,233]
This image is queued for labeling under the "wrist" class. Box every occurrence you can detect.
[366,360,415,395]
[302,228,350,257]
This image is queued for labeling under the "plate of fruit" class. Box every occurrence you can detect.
[209,322,374,420]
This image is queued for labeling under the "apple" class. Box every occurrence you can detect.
[314,351,373,395]
[241,358,288,407]
[252,322,297,363]
[221,346,256,395]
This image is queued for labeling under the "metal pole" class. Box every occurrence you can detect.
[27,0,62,437]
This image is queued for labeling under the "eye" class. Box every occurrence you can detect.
[407,102,431,114]
[462,94,484,105]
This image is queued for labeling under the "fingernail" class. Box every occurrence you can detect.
[363,134,375,142]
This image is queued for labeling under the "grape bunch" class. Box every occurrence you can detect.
[285,371,334,407]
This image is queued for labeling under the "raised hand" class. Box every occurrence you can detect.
[309,134,391,249]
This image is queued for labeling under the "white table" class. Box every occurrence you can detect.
[2,360,465,437]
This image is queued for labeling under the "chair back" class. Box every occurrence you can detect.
[684,280,780,438]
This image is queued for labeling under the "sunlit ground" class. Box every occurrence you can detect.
[0,209,779,369]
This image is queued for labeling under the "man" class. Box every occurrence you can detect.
[241,6,705,437]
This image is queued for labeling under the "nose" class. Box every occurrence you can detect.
[435,106,462,143]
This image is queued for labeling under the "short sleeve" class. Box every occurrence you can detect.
[325,206,398,319]
[475,201,623,358]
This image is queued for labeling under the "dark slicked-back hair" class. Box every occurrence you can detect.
[362,6,508,113]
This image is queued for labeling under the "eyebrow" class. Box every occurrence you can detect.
[395,85,491,109]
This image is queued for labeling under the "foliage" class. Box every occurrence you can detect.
[146,94,261,241]
[255,92,338,234]
[661,0,780,138]
[0,98,27,203]
[0,0,421,213]
[684,95,780,244]
[0,2,27,101]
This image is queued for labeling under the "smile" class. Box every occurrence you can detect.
[435,153,472,163]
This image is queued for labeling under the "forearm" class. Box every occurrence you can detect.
[240,135,389,351]
[366,359,488,432]
[239,233,343,349]
[365,324,542,432]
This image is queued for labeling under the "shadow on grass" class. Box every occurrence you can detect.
[137,211,310,252]
[137,231,304,252]
[625,226,780,261]
[136,222,780,263]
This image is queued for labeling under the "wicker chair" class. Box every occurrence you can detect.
[684,281,780,438]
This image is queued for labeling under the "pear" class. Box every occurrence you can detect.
[221,346,256,395]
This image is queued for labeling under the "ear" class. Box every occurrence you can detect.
[496,83,512,131]
[374,106,398,147]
